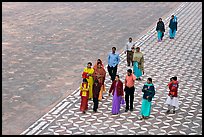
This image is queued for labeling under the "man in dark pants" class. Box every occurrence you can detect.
[107,47,120,82]
[124,69,136,112]
[124,37,135,66]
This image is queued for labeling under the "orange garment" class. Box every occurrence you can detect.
[93,66,106,101]
[125,74,136,88]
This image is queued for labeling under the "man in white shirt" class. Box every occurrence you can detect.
[124,37,135,66]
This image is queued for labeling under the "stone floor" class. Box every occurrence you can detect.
[18,2,202,135]
[2,2,182,135]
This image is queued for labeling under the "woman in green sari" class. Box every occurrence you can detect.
[132,47,144,80]
[140,78,155,119]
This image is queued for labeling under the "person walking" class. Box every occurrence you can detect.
[140,78,155,119]
[124,37,135,66]
[132,47,144,80]
[156,18,165,42]
[107,47,120,82]
[165,76,179,114]
[108,75,124,115]
[79,78,89,114]
[92,78,101,112]
[169,15,177,39]
[82,62,94,100]
[124,69,136,112]
[92,61,106,101]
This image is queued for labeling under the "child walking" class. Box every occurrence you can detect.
[80,78,89,114]
[165,76,179,114]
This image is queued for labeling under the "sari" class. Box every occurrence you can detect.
[83,67,94,99]
[133,51,144,78]
[92,66,106,101]
[80,82,89,112]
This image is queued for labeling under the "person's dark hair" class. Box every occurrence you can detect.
[115,75,119,78]
[83,78,88,83]
[87,62,92,66]
[136,47,140,50]
[129,37,132,40]
[172,76,177,81]
[112,47,116,50]
[97,59,101,62]
[97,62,102,65]
[170,77,173,81]
[159,18,162,20]
[127,69,132,74]
[171,15,174,18]
[148,78,152,83]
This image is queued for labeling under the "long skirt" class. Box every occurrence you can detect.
[80,92,89,112]
[140,98,152,117]
[112,89,122,114]
[157,30,162,40]
[86,77,93,99]
[133,61,142,78]
[169,28,176,38]
[98,84,106,101]
[165,96,179,108]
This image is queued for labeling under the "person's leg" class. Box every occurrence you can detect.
[108,65,114,81]
[166,104,171,113]
[96,98,99,112]
[127,51,130,66]
[172,30,176,38]
[169,29,173,39]
[173,106,176,113]
[130,87,134,111]
[158,31,162,41]
[129,52,133,66]
[112,65,117,81]
[125,90,129,111]
[93,97,96,111]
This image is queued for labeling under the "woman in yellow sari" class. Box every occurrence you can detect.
[82,62,94,100]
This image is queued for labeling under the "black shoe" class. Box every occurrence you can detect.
[166,110,170,114]
[173,110,175,114]
[102,96,104,99]
[125,109,128,112]
[130,109,133,112]
[138,78,141,81]
[136,78,139,80]
[83,111,86,114]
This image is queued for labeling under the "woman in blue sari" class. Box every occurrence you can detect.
[169,15,177,39]
[132,47,144,80]
[140,78,155,119]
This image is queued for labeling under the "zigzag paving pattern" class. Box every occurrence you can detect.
[21,2,202,135]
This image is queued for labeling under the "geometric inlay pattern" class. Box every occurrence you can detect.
[21,2,202,135]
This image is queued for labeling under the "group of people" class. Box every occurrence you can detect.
[156,15,178,42]
[79,15,179,120]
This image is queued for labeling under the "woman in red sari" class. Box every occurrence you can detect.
[80,78,89,113]
[93,61,106,101]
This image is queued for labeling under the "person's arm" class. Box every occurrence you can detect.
[121,81,124,97]
[109,82,114,96]
[162,22,165,32]
[156,22,159,31]
[140,55,144,74]
[108,53,110,65]
[124,43,128,54]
